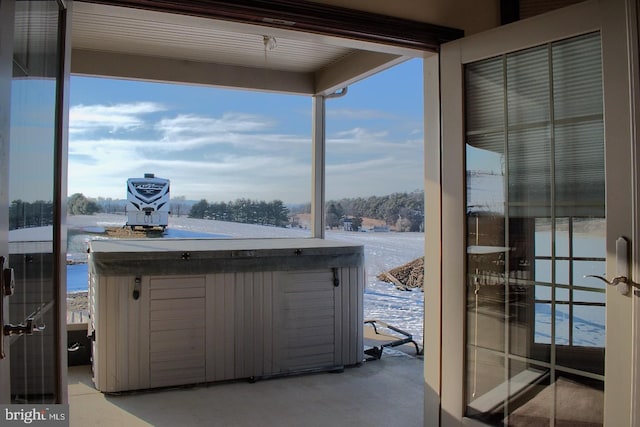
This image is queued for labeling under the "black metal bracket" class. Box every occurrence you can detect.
[133,276,141,300]
[332,268,340,287]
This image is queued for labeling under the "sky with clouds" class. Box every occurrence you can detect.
[68,58,424,204]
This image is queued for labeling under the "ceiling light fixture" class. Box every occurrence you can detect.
[263,35,277,51]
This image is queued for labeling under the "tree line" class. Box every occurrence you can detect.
[9,200,54,230]
[9,194,102,230]
[11,190,424,232]
[325,190,424,231]
[188,198,290,227]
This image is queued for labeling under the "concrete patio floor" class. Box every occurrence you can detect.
[68,320,425,427]
[68,350,424,427]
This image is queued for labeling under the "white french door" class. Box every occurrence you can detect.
[430,0,639,425]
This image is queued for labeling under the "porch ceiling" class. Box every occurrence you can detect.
[70,2,424,95]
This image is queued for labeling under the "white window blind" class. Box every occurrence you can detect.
[465,32,603,217]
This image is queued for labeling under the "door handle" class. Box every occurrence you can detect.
[584,237,633,295]
[0,256,15,359]
[3,317,45,337]
[585,274,630,287]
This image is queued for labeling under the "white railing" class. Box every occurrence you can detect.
[67,310,89,324]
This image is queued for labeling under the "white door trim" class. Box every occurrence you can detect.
[600,0,636,423]
[626,0,640,424]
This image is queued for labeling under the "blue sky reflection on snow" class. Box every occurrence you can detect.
[69,59,424,204]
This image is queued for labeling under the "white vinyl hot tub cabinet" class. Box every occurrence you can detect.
[87,238,364,393]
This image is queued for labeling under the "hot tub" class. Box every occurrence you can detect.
[88,238,364,392]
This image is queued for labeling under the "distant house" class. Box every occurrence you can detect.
[343,219,353,231]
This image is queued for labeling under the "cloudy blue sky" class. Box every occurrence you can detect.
[68,58,424,204]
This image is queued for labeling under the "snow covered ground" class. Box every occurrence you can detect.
[65,212,607,347]
[66,214,426,343]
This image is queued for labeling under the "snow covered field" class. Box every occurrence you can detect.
[66,214,426,343]
[66,213,606,348]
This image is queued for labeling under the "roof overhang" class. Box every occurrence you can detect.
[70,0,462,95]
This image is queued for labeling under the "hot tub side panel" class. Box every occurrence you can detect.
[90,274,152,393]
[88,240,364,393]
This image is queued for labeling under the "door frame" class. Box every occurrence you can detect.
[55,0,72,405]
[0,0,16,403]
[426,0,638,424]
[629,0,640,425]
[0,0,71,404]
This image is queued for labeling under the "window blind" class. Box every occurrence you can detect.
[465,32,603,218]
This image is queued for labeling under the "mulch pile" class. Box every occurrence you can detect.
[376,256,424,291]
[103,226,164,238]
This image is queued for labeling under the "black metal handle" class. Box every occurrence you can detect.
[3,318,44,337]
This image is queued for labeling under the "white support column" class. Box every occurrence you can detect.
[311,95,326,239]
[423,52,442,427]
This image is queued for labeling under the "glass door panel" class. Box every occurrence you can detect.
[465,32,605,425]
[8,0,63,403]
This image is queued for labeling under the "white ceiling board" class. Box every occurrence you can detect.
[70,1,418,93]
